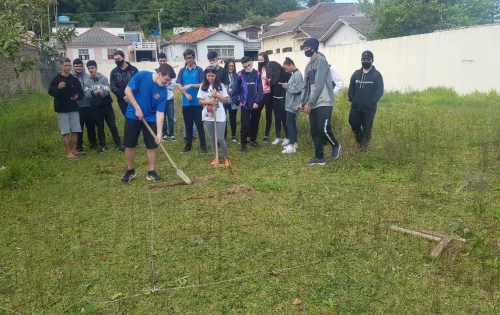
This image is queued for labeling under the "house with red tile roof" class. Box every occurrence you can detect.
[164,27,247,62]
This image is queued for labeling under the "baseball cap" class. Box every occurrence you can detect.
[361,50,374,60]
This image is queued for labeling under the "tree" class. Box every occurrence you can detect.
[360,0,500,39]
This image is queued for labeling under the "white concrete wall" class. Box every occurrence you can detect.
[268,23,500,94]
[166,44,196,62]
[325,25,365,46]
[66,45,131,64]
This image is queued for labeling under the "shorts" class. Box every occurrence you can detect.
[57,111,82,135]
[123,118,158,149]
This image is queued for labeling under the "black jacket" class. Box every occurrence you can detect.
[110,62,139,102]
[348,66,384,112]
[270,68,291,98]
[48,73,83,113]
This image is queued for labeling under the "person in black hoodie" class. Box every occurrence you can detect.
[347,50,384,150]
[266,61,291,146]
[84,60,124,153]
[110,50,139,116]
[231,56,263,152]
[48,58,84,159]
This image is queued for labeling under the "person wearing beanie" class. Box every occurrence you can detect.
[84,60,124,153]
[347,50,384,151]
[72,58,97,153]
[300,37,341,165]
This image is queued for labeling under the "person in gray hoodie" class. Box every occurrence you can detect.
[280,57,303,154]
[84,60,124,153]
[300,38,340,165]
[72,59,97,153]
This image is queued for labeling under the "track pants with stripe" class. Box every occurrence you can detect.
[309,106,338,159]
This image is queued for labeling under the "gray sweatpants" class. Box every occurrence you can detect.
[204,121,229,159]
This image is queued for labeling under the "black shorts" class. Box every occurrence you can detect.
[123,118,158,149]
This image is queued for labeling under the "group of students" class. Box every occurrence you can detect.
[48,36,384,183]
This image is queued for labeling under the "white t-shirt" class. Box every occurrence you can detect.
[197,85,228,122]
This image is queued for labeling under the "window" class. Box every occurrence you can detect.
[107,48,117,60]
[124,33,141,43]
[207,45,235,59]
[247,30,258,39]
[276,48,280,54]
[282,47,292,53]
[78,49,89,60]
[265,50,273,55]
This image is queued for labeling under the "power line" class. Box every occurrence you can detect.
[54,8,245,18]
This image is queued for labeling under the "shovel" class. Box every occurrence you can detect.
[141,118,192,185]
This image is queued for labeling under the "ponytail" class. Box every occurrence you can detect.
[283,57,295,66]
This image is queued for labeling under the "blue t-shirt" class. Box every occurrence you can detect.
[178,66,204,106]
[126,71,167,122]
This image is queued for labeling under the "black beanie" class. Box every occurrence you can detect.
[86,60,97,68]
[303,38,320,52]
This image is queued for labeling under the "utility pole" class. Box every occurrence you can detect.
[157,9,164,54]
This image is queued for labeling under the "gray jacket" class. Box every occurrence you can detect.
[283,69,303,114]
[84,73,112,106]
[300,52,334,109]
[72,69,91,108]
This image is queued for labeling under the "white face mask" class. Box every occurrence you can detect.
[245,66,253,73]
[210,62,218,67]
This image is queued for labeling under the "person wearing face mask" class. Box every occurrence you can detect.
[231,56,264,152]
[300,38,341,165]
[121,64,176,183]
[347,50,384,151]
[84,60,124,153]
[110,50,139,117]
[207,51,229,92]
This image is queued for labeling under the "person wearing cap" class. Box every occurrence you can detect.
[84,60,124,153]
[72,58,97,153]
[299,38,341,165]
[158,53,177,141]
[121,64,176,183]
[347,50,384,151]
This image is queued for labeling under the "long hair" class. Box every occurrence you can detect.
[224,58,237,74]
[257,52,269,73]
[265,61,283,85]
[201,66,222,92]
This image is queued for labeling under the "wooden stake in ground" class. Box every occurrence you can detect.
[388,226,466,259]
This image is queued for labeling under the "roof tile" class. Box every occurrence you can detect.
[69,27,130,46]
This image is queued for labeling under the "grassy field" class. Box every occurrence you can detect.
[0,88,499,314]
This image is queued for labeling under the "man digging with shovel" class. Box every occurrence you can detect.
[120,64,176,183]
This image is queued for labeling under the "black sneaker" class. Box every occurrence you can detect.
[97,146,106,153]
[240,145,247,153]
[232,136,237,143]
[200,146,208,153]
[120,169,136,183]
[250,141,260,148]
[182,146,191,153]
[90,143,98,150]
[147,170,163,182]
[116,145,125,152]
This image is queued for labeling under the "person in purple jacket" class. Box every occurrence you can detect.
[231,56,264,153]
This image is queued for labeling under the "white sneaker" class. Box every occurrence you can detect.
[281,145,296,154]
[282,138,290,146]
[272,138,282,145]
[283,142,298,149]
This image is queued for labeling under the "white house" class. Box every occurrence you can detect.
[165,28,247,62]
[323,16,375,46]
[231,25,262,59]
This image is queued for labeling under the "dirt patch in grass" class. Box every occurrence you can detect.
[149,176,215,189]
[185,185,254,201]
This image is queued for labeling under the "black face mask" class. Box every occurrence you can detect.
[362,62,372,69]
[258,61,264,65]
[304,50,314,57]
[115,60,125,67]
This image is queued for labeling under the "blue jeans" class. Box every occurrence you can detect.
[163,99,175,137]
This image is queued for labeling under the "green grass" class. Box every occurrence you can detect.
[1,88,500,314]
